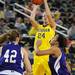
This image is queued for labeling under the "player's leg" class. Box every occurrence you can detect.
[33,61,51,75]
[43,61,52,75]
[32,55,45,75]
[32,63,45,75]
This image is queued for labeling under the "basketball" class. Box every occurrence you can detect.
[32,0,43,5]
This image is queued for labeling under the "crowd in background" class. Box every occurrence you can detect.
[0,0,75,35]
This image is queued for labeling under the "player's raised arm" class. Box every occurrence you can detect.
[44,0,56,30]
[22,48,32,74]
[30,5,40,29]
[24,5,39,29]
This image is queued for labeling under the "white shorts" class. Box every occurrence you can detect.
[0,70,22,75]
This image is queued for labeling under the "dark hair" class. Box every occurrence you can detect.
[0,18,6,22]
[57,34,66,47]
[8,30,20,42]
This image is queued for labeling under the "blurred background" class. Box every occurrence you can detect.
[0,0,75,74]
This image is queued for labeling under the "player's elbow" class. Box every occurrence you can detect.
[26,65,32,73]
[36,53,40,56]
[28,67,32,73]
[36,51,41,56]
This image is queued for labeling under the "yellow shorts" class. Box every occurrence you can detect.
[32,56,51,75]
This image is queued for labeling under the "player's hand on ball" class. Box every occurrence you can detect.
[32,0,43,5]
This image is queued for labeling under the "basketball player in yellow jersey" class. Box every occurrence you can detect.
[23,0,56,75]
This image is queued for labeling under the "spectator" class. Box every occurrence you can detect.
[4,6,15,22]
[5,0,15,5]
[0,18,10,34]
[0,5,4,19]
[67,15,75,40]
[25,2,33,11]
[53,10,63,25]
[15,17,27,34]
[24,18,31,32]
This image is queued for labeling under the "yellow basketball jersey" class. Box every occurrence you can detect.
[34,24,55,61]
[28,27,37,36]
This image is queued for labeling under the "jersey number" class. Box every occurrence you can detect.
[38,33,45,38]
[4,50,17,63]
